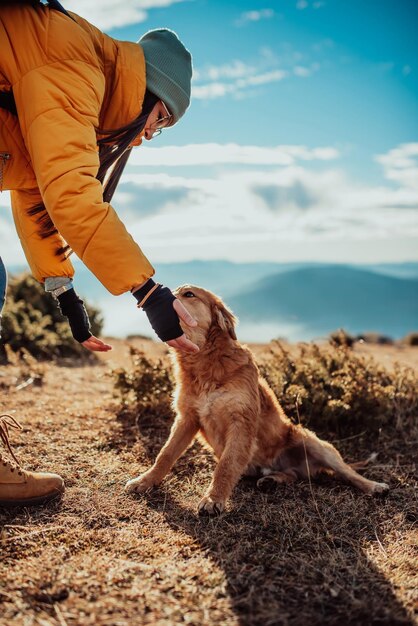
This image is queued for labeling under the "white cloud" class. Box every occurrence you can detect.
[0,191,11,209]
[112,143,418,265]
[192,82,233,99]
[297,0,325,8]
[65,0,187,31]
[0,194,27,267]
[121,172,212,189]
[192,69,289,99]
[293,66,312,77]
[129,143,340,167]
[193,51,319,99]
[375,143,418,191]
[2,144,417,271]
[235,9,275,27]
[236,69,288,86]
[114,161,418,266]
[194,60,256,82]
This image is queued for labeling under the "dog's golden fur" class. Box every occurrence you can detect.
[125,285,389,514]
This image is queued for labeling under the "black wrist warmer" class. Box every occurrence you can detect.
[57,288,92,343]
[132,279,183,342]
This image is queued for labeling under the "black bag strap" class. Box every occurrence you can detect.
[0,0,75,115]
[0,90,17,115]
[47,0,75,21]
[0,1,74,20]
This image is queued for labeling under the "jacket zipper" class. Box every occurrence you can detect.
[0,152,11,192]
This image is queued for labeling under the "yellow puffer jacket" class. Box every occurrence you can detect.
[0,3,154,294]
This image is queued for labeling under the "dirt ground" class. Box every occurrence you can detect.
[0,338,417,626]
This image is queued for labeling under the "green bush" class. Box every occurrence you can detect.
[0,273,103,361]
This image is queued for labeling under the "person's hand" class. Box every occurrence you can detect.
[82,336,113,352]
[133,279,199,352]
[56,288,93,344]
[166,299,199,353]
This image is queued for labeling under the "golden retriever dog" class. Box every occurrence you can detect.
[125,285,389,514]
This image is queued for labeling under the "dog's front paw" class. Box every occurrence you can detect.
[369,481,390,496]
[198,495,225,516]
[125,473,157,495]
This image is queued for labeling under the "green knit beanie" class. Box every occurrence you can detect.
[138,29,193,125]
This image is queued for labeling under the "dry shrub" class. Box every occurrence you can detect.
[111,348,175,458]
[401,332,418,346]
[356,332,394,345]
[113,347,174,421]
[114,341,417,443]
[1,273,103,362]
[0,346,46,391]
[260,340,417,438]
[329,328,355,348]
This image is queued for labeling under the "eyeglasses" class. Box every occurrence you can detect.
[149,101,173,138]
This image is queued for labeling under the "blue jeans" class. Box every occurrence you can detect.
[0,257,7,336]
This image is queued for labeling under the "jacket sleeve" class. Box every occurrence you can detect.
[12,63,155,296]
[11,187,75,283]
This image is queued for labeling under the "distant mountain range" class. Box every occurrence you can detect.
[7,261,418,341]
[227,265,418,340]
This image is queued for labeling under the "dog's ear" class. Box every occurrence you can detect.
[214,301,238,340]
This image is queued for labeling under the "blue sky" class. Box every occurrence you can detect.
[1,0,417,267]
[110,1,418,174]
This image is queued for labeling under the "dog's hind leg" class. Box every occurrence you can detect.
[305,437,389,496]
[257,470,298,488]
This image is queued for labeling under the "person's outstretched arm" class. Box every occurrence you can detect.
[46,278,112,353]
[12,21,196,350]
[13,48,153,296]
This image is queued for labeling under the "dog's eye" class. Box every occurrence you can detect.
[183,291,195,298]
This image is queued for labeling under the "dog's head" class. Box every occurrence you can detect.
[173,284,238,349]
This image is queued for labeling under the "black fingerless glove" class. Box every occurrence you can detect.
[132,279,183,342]
[56,288,92,343]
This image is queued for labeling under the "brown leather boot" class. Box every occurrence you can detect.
[0,414,65,506]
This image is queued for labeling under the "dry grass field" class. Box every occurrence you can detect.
[0,338,417,626]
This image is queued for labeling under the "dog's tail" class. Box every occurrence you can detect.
[349,452,378,471]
